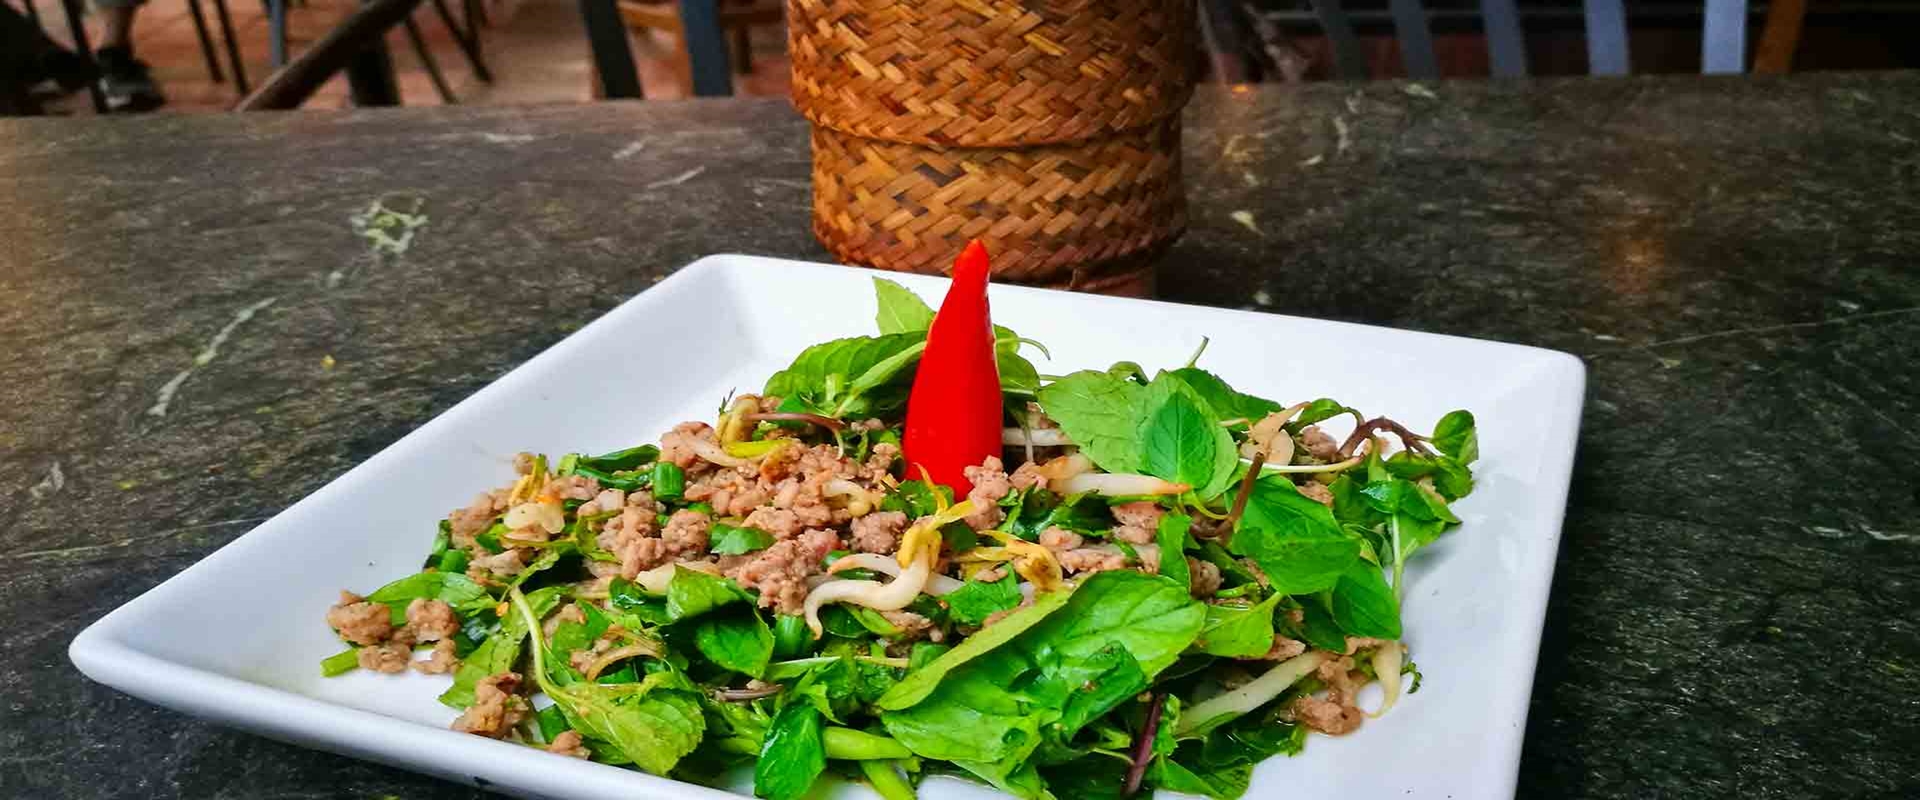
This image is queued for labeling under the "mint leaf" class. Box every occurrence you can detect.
[365,571,492,625]
[873,278,935,334]
[1167,367,1282,422]
[1231,475,1362,595]
[1141,389,1220,491]
[1430,409,1478,464]
[876,589,1072,711]
[1290,397,1358,430]
[943,571,1024,625]
[754,703,827,800]
[709,523,775,555]
[665,567,754,621]
[1330,561,1401,638]
[694,608,774,678]
[1035,370,1148,473]
[1193,593,1282,657]
[1156,513,1193,589]
[439,586,565,709]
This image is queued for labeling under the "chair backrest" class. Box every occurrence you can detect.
[1297,0,1772,79]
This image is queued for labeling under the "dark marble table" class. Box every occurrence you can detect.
[4,74,1917,799]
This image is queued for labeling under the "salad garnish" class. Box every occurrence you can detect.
[320,242,1479,799]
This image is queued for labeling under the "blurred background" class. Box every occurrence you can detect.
[8,0,1920,115]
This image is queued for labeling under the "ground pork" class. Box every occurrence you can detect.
[470,548,529,578]
[357,638,413,674]
[1242,557,1271,589]
[414,639,459,674]
[543,603,587,639]
[405,598,460,642]
[793,444,859,481]
[863,442,901,482]
[660,421,718,473]
[569,637,616,675]
[1135,543,1163,574]
[620,510,711,577]
[1009,461,1047,490]
[601,499,661,555]
[1261,636,1308,661]
[1111,501,1164,544]
[1038,527,1083,550]
[540,473,599,502]
[686,468,770,517]
[1343,636,1392,655]
[743,507,806,540]
[1057,547,1127,574]
[1297,480,1335,508]
[879,610,939,643]
[724,528,839,615]
[447,491,505,550]
[451,672,529,738]
[767,475,835,528]
[547,730,590,759]
[1300,425,1341,462]
[849,511,909,554]
[1290,654,1364,735]
[326,591,393,646]
[577,487,627,517]
[961,457,1013,530]
[1188,558,1224,598]
[512,452,538,474]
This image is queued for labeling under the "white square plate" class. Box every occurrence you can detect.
[72,255,1584,800]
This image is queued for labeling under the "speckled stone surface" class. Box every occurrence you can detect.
[3,74,1918,799]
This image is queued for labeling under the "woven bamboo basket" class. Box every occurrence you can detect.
[788,0,1196,292]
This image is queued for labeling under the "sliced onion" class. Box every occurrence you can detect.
[804,553,933,637]
[1366,642,1405,718]
[1176,650,1330,736]
[632,563,677,593]
[504,500,565,534]
[1002,427,1074,447]
[1057,472,1188,496]
[1037,453,1093,482]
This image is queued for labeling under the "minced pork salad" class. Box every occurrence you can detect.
[320,243,1479,800]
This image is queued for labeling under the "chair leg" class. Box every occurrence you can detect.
[184,0,226,82]
[209,0,250,94]
[402,16,456,103]
[431,0,491,83]
[267,0,287,68]
[56,0,106,112]
[729,25,752,75]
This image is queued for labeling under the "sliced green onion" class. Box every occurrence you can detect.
[320,648,359,677]
[652,462,686,502]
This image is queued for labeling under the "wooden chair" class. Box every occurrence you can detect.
[236,0,425,110]
[617,0,780,94]
[1216,0,1810,79]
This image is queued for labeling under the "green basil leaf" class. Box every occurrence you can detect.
[1290,398,1357,430]
[1035,370,1148,474]
[1140,388,1222,492]
[694,608,775,678]
[1156,512,1193,590]
[943,571,1024,625]
[1231,476,1363,595]
[365,571,494,626]
[709,523,776,555]
[1430,409,1478,464]
[550,684,706,776]
[1167,367,1282,423]
[1051,643,1148,738]
[754,703,827,800]
[438,586,565,709]
[665,566,754,621]
[1330,561,1401,639]
[872,278,935,334]
[1193,593,1282,657]
[876,590,1072,711]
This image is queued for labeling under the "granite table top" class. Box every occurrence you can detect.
[2,73,1916,798]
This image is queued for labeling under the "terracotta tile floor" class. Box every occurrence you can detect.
[27,0,792,113]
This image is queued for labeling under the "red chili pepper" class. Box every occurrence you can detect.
[902,240,1002,497]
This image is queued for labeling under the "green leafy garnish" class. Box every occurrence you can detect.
[709,523,776,555]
